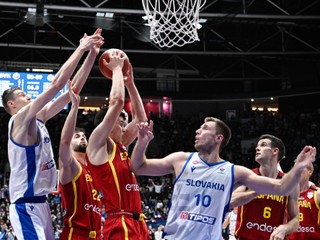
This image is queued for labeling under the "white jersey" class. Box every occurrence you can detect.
[8,116,57,203]
[164,152,234,240]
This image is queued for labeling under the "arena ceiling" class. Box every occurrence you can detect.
[0,0,320,101]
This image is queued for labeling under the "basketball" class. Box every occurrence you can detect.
[99,48,130,79]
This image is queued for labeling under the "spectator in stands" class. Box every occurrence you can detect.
[5,225,17,240]
[154,225,165,240]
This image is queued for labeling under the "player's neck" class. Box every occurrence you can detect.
[259,165,278,178]
[74,152,86,165]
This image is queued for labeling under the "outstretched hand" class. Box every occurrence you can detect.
[68,81,80,107]
[91,28,104,56]
[103,50,125,72]
[295,145,317,168]
[136,120,154,143]
[79,29,104,52]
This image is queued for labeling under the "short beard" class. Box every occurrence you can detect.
[74,145,86,153]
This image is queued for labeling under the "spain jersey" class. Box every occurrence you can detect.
[288,185,320,240]
[87,142,148,240]
[60,162,102,240]
[235,168,288,240]
[164,152,234,240]
[8,117,57,203]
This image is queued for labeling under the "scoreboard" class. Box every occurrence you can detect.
[0,71,68,109]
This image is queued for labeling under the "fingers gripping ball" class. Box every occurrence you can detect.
[99,48,130,79]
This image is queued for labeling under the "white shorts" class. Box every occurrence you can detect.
[10,200,54,240]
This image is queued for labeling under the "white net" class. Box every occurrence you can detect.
[142,0,207,48]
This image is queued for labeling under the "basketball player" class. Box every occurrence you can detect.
[86,50,149,239]
[58,33,104,240]
[287,163,320,239]
[1,29,103,240]
[59,84,102,240]
[232,135,299,240]
[130,119,316,240]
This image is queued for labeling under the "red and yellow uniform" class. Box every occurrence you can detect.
[288,185,320,240]
[235,168,288,240]
[60,162,102,240]
[87,142,149,240]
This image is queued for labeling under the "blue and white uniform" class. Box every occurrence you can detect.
[164,152,234,240]
[8,116,57,240]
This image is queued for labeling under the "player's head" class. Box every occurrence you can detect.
[258,134,285,161]
[195,117,231,153]
[94,108,128,143]
[1,87,31,115]
[72,127,87,153]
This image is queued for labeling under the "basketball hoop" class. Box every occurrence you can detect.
[142,0,206,48]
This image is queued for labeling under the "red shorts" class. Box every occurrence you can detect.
[103,216,149,240]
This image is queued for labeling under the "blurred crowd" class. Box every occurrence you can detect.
[1,106,320,239]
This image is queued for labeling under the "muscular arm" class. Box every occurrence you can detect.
[234,146,316,196]
[59,82,81,185]
[12,30,103,145]
[130,120,187,176]
[122,63,147,146]
[39,29,104,122]
[229,186,258,209]
[87,51,125,165]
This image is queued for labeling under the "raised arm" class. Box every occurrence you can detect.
[130,120,186,176]
[58,82,81,185]
[235,146,317,196]
[39,28,104,122]
[16,30,103,124]
[122,63,147,146]
[10,31,103,146]
[87,50,125,165]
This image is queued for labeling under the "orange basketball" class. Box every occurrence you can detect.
[99,48,130,79]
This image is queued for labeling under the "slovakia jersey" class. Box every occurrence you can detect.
[8,117,57,203]
[164,152,234,240]
[87,142,143,213]
[60,162,102,239]
[235,168,288,240]
[288,185,320,240]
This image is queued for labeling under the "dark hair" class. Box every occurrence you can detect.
[94,108,127,127]
[75,127,85,134]
[1,87,21,114]
[258,134,285,161]
[204,117,231,152]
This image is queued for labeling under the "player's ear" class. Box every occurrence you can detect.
[217,134,223,141]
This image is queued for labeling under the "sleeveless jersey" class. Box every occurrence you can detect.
[164,152,234,240]
[8,117,57,203]
[288,185,320,240]
[60,162,102,240]
[87,142,148,239]
[235,168,288,240]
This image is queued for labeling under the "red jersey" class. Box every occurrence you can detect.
[87,142,149,240]
[288,185,320,240]
[60,162,102,240]
[235,168,289,240]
